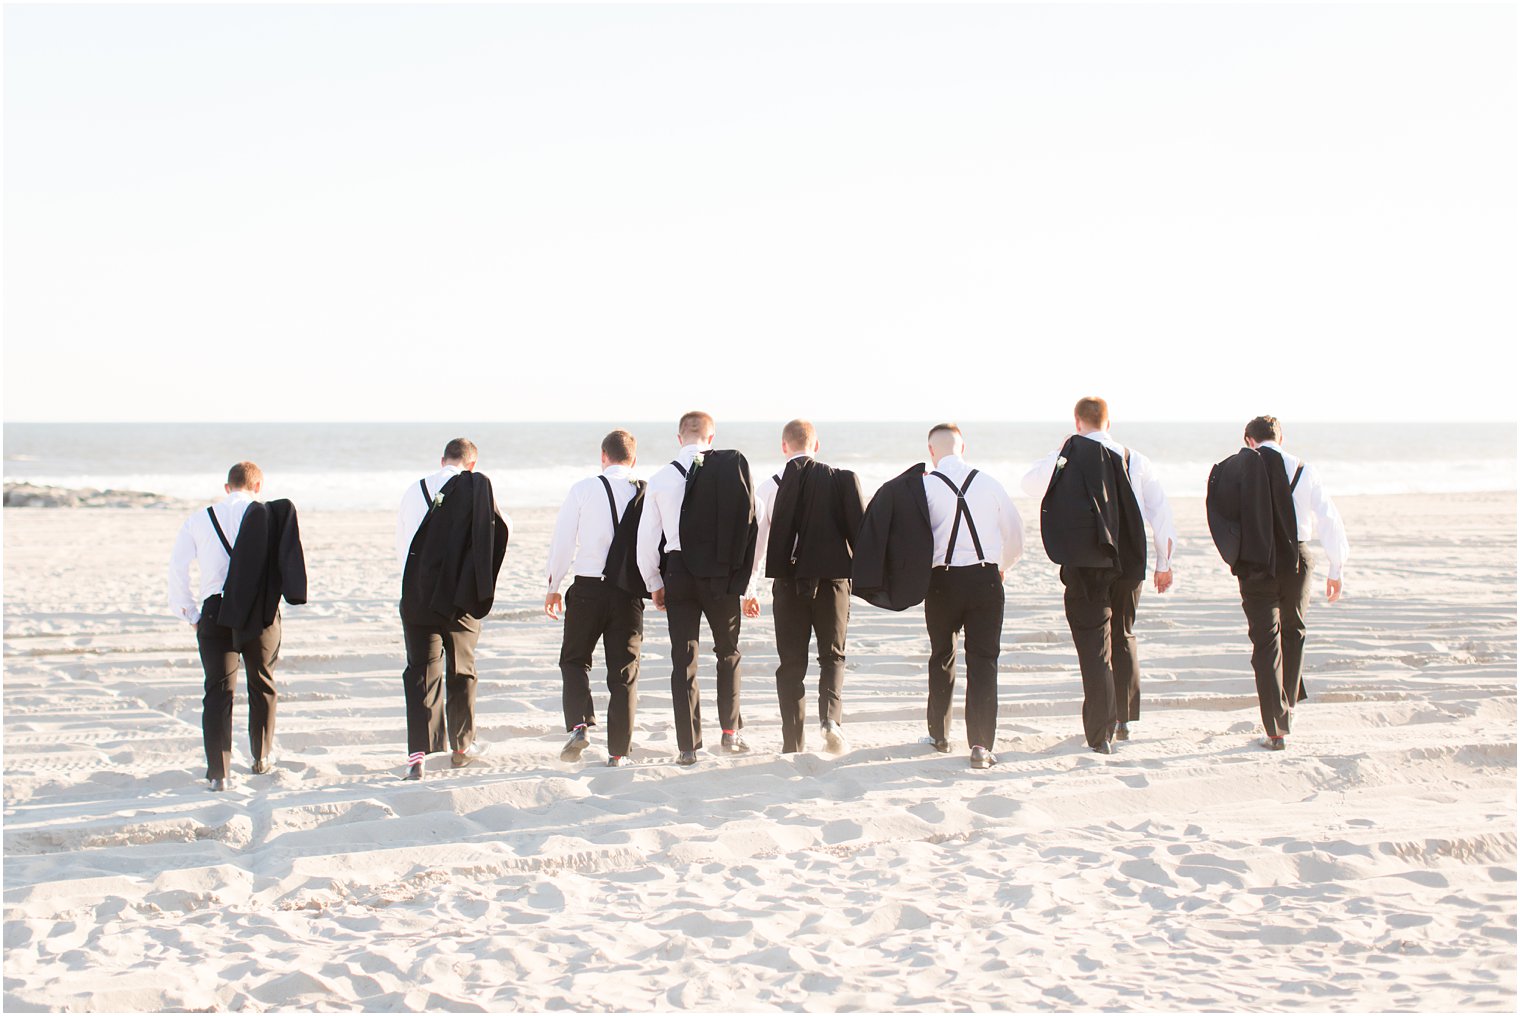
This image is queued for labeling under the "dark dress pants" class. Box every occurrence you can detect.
[1239,544,1314,737]
[559,576,644,756]
[663,552,742,753]
[197,596,280,780]
[772,578,850,752]
[1061,569,1143,748]
[402,614,481,756]
[924,565,1004,750]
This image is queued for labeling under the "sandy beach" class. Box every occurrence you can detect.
[3,492,1515,1011]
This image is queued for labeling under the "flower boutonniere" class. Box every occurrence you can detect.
[1054,455,1068,473]
[432,492,446,509]
[691,451,706,469]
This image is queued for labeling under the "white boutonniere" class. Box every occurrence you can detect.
[692,452,705,469]
[1054,456,1068,472]
[432,492,446,509]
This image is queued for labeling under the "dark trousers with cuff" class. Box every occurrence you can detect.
[559,576,644,757]
[1239,544,1313,738]
[924,564,1004,751]
[1061,568,1143,748]
[663,552,743,753]
[402,614,481,756]
[773,577,850,752]
[197,595,280,780]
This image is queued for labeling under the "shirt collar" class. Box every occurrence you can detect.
[1258,440,1282,452]
[222,489,254,505]
[602,463,633,480]
[933,453,967,473]
[677,441,713,462]
[786,451,814,463]
[1079,429,1122,453]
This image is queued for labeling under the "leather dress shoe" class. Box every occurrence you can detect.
[676,750,698,766]
[606,755,629,767]
[1114,722,1130,742]
[920,735,951,753]
[251,758,272,775]
[209,777,228,792]
[560,726,590,762]
[403,762,424,780]
[720,732,750,753]
[1092,739,1115,755]
[969,745,997,769]
[1263,735,1286,751]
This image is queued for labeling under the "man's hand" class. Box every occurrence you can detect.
[742,597,760,619]
[1154,569,1173,594]
[653,588,666,611]
[1326,577,1343,603]
[188,621,199,631]
[544,592,563,620]
[999,570,1006,582]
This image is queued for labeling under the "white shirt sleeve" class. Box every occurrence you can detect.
[397,485,424,567]
[1021,450,1059,499]
[168,516,200,623]
[747,482,772,599]
[546,485,583,594]
[995,480,1024,572]
[1306,467,1350,580]
[636,477,666,593]
[1134,454,1177,572]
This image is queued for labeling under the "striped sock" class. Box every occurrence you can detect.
[407,751,425,766]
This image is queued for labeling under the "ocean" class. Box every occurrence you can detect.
[3,421,1514,511]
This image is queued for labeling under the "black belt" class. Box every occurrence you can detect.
[934,562,997,571]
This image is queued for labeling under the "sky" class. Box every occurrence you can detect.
[4,3,1516,423]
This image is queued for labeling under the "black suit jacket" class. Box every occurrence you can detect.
[851,463,933,611]
[676,449,758,595]
[1207,447,1299,579]
[218,499,307,649]
[1040,436,1145,583]
[766,458,866,582]
[401,471,509,625]
[603,480,650,598]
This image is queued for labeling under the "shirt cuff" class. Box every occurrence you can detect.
[645,574,664,593]
[1328,564,1344,581]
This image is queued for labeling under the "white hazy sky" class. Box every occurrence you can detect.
[4,3,1516,423]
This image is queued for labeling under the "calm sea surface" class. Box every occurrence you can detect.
[3,422,1514,510]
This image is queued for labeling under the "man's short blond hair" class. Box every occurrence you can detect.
[1074,397,1109,429]
[781,419,816,452]
[678,411,715,441]
[226,461,263,490]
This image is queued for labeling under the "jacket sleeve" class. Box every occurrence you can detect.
[840,470,866,552]
[850,481,892,590]
[471,475,497,601]
[279,504,308,606]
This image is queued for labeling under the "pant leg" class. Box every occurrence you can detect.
[702,582,744,734]
[664,557,705,752]
[960,568,1005,751]
[1063,567,1118,748]
[1240,575,1289,737]
[443,614,481,753]
[772,579,813,752]
[558,582,605,731]
[197,614,240,780]
[812,579,850,730]
[601,590,644,757]
[242,611,281,763]
[402,622,447,756]
[1109,581,1142,723]
[1281,546,1314,711]
[923,570,962,744]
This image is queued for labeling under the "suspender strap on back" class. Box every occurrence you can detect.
[1290,463,1304,493]
[419,478,432,509]
[206,506,234,556]
[671,460,687,477]
[598,475,621,526]
[930,469,986,565]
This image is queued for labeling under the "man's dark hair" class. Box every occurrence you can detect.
[443,438,479,464]
[227,461,263,490]
[1244,416,1283,444]
[927,422,963,441]
[602,429,636,464]
[1074,397,1110,429]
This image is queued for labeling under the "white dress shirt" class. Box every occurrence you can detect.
[396,465,513,568]
[748,451,813,598]
[923,455,1024,571]
[546,464,639,593]
[1021,431,1179,572]
[1255,440,1350,580]
[168,490,254,623]
[635,441,712,594]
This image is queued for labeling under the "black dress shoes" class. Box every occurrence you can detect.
[676,750,698,766]
[1092,739,1115,755]
[920,736,951,753]
[251,758,272,775]
[560,726,590,762]
[1262,735,1286,751]
[720,732,750,753]
[1114,722,1130,742]
[403,762,424,780]
[969,746,997,769]
[209,777,228,792]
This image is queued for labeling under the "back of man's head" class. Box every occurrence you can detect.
[678,411,716,445]
[781,419,817,454]
[1074,397,1110,431]
[602,429,637,465]
[927,423,965,458]
[443,437,479,466]
[227,461,263,491]
[1244,416,1282,444]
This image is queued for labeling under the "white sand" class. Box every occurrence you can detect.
[3,493,1515,1011]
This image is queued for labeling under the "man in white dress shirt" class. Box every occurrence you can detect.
[921,424,1024,769]
[545,430,645,767]
[397,437,511,778]
[636,411,757,765]
[1022,397,1178,751]
[168,461,279,791]
[1238,415,1349,750]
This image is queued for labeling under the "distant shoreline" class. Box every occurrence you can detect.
[2,482,196,510]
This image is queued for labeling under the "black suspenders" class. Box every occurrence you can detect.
[418,478,432,510]
[598,475,621,526]
[206,506,234,556]
[1290,463,1304,492]
[670,460,687,478]
[929,469,985,566]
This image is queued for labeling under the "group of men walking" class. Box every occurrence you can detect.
[168,402,1349,789]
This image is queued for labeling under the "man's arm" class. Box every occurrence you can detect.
[995,480,1024,574]
[544,484,583,618]
[1136,454,1177,591]
[1020,449,1060,499]
[746,479,775,601]
[1307,466,1349,598]
[396,486,423,567]
[168,516,200,624]
[636,474,666,597]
